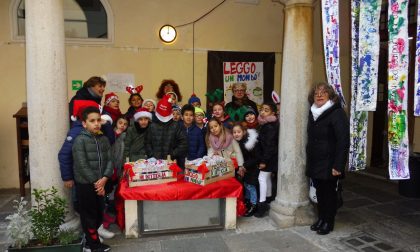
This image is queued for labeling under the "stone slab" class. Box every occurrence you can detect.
[161,235,229,252]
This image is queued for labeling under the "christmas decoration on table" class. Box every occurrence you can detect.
[387,0,410,180]
[185,155,234,186]
[355,0,381,112]
[124,156,181,187]
[349,0,369,171]
[415,0,420,116]
[321,0,346,107]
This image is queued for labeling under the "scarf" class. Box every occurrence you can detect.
[257,114,277,125]
[311,100,334,121]
[103,106,122,123]
[209,131,233,152]
[87,87,102,99]
[246,120,259,129]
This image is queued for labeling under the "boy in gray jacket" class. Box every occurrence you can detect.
[73,107,113,252]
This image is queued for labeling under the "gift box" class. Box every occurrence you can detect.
[124,158,181,187]
[184,156,235,186]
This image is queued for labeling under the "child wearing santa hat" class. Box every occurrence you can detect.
[145,94,188,168]
[124,108,152,162]
[103,92,122,124]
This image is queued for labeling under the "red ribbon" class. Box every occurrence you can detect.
[124,163,135,180]
[197,163,209,180]
[231,157,238,169]
[169,163,182,178]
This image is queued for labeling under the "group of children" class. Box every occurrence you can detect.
[59,76,280,252]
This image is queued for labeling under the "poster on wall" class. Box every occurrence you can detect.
[223,62,264,105]
[106,73,135,92]
[207,51,275,113]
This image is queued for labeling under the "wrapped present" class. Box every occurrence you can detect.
[184,155,234,186]
[124,157,181,187]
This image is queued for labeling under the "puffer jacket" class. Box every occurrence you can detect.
[181,123,206,161]
[58,120,83,181]
[306,102,349,180]
[124,122,148,162]
[72,129,113,184]
[256,119,279,173]
[238,129,259,186]
[145,120,188,161]
[112,132,126,178]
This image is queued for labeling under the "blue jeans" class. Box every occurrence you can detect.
[244,182,257,205]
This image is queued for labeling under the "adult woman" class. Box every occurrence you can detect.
[306,83,349,235]
[155,79,183,102]
[225,83,258,122]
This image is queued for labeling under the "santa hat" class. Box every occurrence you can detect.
[188,94,201,105]
[104,92,119,106]
[133,107,152,121]
[166,91,178,103]
[155,94,174,122]
[142,99,157,108]
[71,100,100,121]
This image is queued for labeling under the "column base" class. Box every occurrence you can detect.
[60,213,81,231]
[269,200,315,228]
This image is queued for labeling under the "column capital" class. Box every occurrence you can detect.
[272,0,313,6]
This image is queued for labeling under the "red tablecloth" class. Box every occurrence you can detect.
[115,176,246,230]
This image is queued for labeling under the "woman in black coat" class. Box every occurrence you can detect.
[306,83,349,235]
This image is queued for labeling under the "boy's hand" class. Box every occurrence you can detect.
[96,186,105,196]
[332,168,341,176]
[64,180,74,188]
[259,163,266,170]
[94,177,108,189]
[238,166,246,177]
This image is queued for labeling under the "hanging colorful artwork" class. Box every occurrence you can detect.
[356,0,381,111]
[388,0,410,180]
[321,0,346,107]
[349,0,369,171]
[415,1,420,116]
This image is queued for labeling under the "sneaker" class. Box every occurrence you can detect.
[91,243,111,252]
[83,244,91,252]
[98,224,115,239]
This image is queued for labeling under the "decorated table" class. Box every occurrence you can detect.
[115,175,245,238]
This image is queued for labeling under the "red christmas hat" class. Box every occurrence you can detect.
[155,94,173,122]
[104,92,119,106]
[71,100,100,121]
[133,107,152,121]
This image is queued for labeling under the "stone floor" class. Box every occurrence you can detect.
[1,172,420,252]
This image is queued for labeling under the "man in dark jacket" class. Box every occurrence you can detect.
[145,94,187,166]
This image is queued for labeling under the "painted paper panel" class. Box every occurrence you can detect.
[415,1,420,116]
[321,0,346,106]
[388,0,410,179]
[349,0,368,171]
[356,0,381,111]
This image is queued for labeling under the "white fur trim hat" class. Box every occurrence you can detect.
[142,99,157,109]
[134,107,152,121]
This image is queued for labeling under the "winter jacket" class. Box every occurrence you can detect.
[306,102,349,180]
[112,132,126,178]
[145,120,188,162]
[72,129,113,184]
[257,120,279,172]
[124,122,148,162]
[181,123,206,161]
[68,87,102,121]
[58,121,83,181]
[207,139,244,167]
[225,96,258,122]
[238,129,259,185]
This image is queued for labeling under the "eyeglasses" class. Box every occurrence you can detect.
[233,89,245,93]
[314,90,327,97]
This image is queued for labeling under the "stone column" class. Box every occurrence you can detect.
[25,0,78,228]
[270,0,314,228]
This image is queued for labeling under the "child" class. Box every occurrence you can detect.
[145,94,187,167]
[125,93,144,121]
[172,105,181,122]
[142,99,156,112]
[103,92,122,123]
[72,106,113,252]
[181,104,206,162]
[124,108,152,161]
[212,102,233,130]
[194,107,207,134]
[188,94,201,107]
[255,102,279,218]
[111,116,129,179]
[243,106,259,129]
[206,118,244,167]
[232,123,259,217]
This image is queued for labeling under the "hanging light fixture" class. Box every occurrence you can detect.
[159,25,177,43]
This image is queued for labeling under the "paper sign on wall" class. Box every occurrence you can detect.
[106,73,135,93]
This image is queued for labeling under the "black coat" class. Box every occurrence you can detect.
[69,87,102,119]
[306,103,350,180]
[238,129,259,186]
[257,120,279,173]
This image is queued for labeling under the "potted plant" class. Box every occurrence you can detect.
[6,187,83,251]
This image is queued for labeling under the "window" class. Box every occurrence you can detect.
[11,0,114,43]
